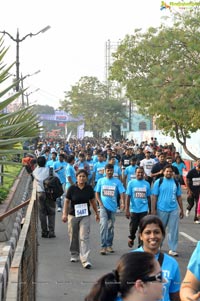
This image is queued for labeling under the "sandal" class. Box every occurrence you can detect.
[128,239,134,248]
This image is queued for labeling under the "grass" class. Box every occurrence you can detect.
[0,165,22,204]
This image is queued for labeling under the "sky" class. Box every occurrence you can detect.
[0,0,169,109]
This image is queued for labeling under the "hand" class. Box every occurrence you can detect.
[180,210,184,219]
[95,214,100,222]
[125,210,130,219]
[62,213,68,223]
[120,203,125,211]
[186,292,200,301]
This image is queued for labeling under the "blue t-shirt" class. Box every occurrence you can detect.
[53,161,68,184]
[134,246,181,301]
[93,161,107,182]
[124,165,138,184]
[187,241,200,281]
[152,177,182,211]
[95,177,125,212]
[126,179,151,213]
[65,165,76,189]
[46,160,56,168]
[172,162,186,176]
[86,159,94,181]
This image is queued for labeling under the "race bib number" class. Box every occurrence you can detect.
[124,159,129,165]
[134,187,147,199]
[146,164,153,169]
[192,178,200,186]
[75,203,88,217]
[130,174,136,179]
[98,168,104,174]
[102,185,115,197]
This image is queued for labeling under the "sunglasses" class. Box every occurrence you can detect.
[142,271,163,283]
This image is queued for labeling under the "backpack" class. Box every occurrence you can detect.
[43,168,64,201]
[158,177,179,189]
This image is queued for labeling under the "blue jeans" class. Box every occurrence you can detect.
[100,206,116,248]
[157,209,179,251]
[56,183,66,208]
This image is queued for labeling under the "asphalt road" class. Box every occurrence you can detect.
[36,190,199,301]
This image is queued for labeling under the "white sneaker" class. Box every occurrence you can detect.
[57,207,62,212]
[82,261,92,269]
[194,220,200,224]
[70,257,79,262]
[185,209,190,217]
[168,250,178,257]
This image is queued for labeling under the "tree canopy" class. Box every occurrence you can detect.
[110,10,200,159]
[59,76,126,138]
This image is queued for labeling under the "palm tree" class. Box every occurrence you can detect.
[0,35,41,182]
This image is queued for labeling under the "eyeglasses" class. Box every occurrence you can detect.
[142,271,163,283]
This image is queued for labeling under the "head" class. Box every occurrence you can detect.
[86,153,92,161]
[51,152,57,161]
[163,164,173,179]
[135,166,144,180]
[67,154,75,164]
[139,215,165,253]
[130,157,137,166]
[59,153,65,162]
[98,153,104,162]
[37,156,46,167]
[158,153,166,163]
[85,252,163,301]
[76,169,88,184]
[105,163,114,178]
[196,159,200,170]
[109,156,116,165]
[166,156,173,164]
[145,150,151,158]
[78,153,86,162]
[175,156,181,163]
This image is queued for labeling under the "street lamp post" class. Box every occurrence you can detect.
[0,26,50,92]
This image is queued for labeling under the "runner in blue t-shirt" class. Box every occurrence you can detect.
[151,164,184,256]
[95,163,125,255]
[125,166,151,248]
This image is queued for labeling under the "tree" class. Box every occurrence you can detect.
[110,10,200,159]
[0,35,41,181]
[59,76,126,138]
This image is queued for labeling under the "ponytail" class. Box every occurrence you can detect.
[85,271,119,301]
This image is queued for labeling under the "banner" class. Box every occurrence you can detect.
[77,123,85,140]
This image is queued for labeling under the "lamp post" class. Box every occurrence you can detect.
[0,26,50,92]
[24,88,40,106]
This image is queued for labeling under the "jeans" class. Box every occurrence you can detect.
[68,215,90,263]
[157,209,179,252]
[100,206,116,248]
[56,183,66,208]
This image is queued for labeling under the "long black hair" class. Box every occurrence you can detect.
[84,252,155,301]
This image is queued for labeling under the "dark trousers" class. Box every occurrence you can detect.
[37,192,56,235]
[129,212,148,244]
[187,193,199,221]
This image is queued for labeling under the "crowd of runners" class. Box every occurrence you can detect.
[23,136,200,301]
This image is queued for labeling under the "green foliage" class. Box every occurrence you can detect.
[110,10,200,160]
[0,35,41,190]
[59,76,126,138]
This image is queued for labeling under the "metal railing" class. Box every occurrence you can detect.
[5,186,38,301]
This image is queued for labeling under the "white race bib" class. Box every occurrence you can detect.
[74,203,89,217]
